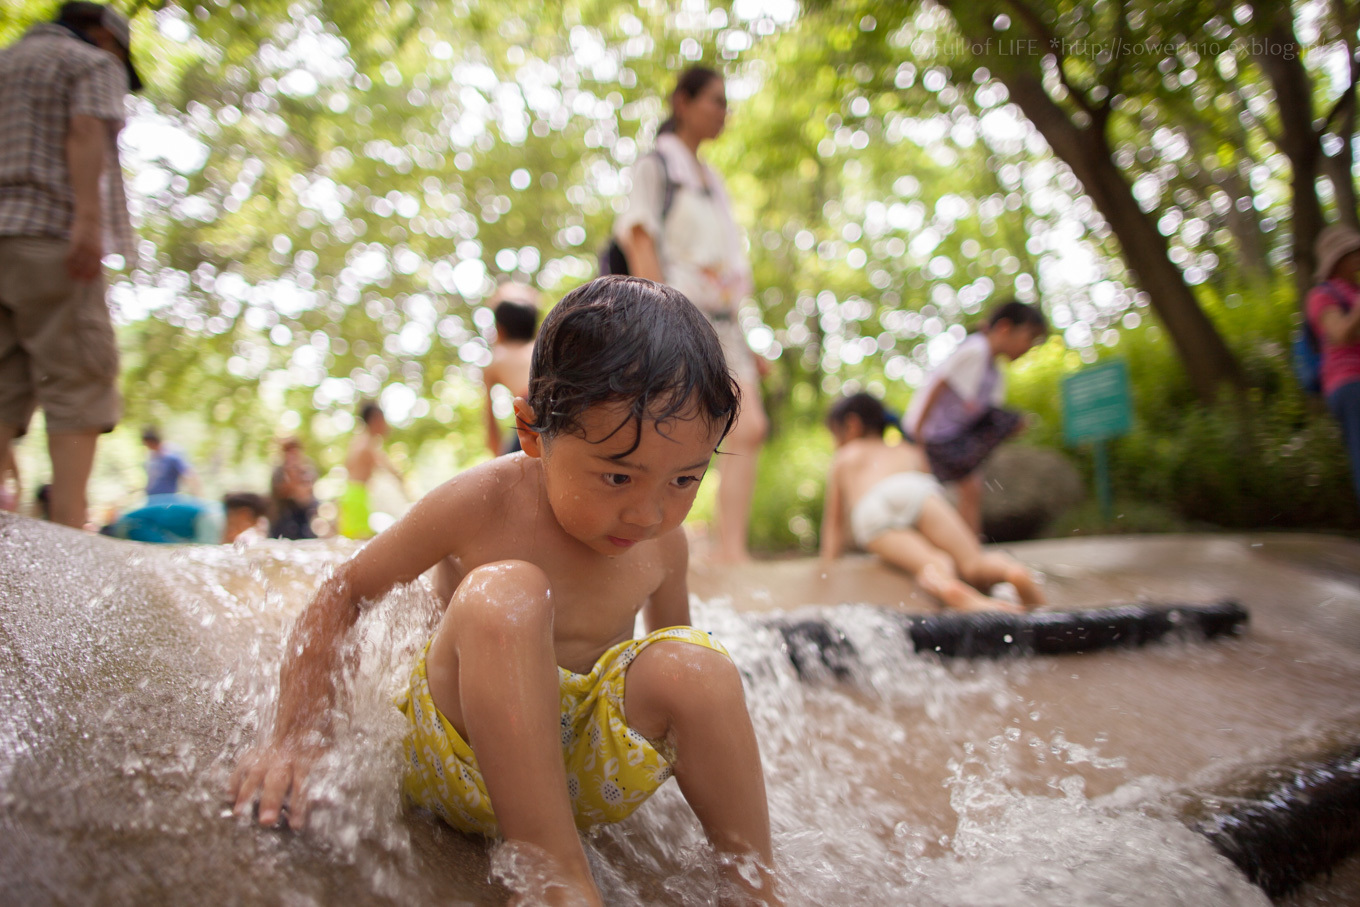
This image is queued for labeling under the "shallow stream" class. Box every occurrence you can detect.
[2,515,1357,905]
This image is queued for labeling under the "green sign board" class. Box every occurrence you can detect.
[1063,361,1132,445]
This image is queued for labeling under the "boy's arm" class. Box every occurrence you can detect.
[230,480,471,827]
[621,225,664,283]
[818,463,846,562]
[914,343,989,434]
[65,114,106,281]
[376,446,408,492]
[482,370,502,455]
[910,380,949,436]
[642,529,691,632]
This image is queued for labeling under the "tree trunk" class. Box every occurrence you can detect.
[1323,0,1360,232]
[1250,4,1326,298]
[937,2,1244,399]
[1002,73,1245,399]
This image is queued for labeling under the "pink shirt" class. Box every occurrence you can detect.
[1307,279,1360,395]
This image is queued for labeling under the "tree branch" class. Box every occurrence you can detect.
[1000,0,1101,125]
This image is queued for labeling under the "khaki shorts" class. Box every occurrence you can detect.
[0,236,121,436]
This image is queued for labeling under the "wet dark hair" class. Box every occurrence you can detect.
[658,66,723,135]
[222,492,268,519]
[826,392,900,438]
[494,300,539,342]
[526,275,739,455]
[358,401,383,425]
[987,299,1048,335]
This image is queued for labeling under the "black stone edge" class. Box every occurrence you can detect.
[1195,743,1360,898]
[761,600,1248,681]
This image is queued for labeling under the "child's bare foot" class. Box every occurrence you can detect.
[717,852,783,906]
[493,842,602,907]
[947,587,1026,614]
[1003,564,1045,607]
[921,566,1025,614]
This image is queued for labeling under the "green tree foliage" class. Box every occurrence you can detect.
[2,0,1356,535]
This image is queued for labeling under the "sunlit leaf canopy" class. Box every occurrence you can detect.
[1,0,1352,471]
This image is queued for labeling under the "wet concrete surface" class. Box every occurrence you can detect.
[1,515,1357,905]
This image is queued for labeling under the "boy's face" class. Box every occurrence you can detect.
[995,322,1045,361]
[518,400,722,557]
[222,508,258,544]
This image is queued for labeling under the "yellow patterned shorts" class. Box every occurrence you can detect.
[396,625,729,836]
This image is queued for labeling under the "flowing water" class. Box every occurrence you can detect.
[2,513,1358,905]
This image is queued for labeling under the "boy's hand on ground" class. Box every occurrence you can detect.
[229,741,320,830]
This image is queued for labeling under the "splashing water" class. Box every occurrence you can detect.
[2,517,1358,904]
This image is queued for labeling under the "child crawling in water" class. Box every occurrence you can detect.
[821,392,1044,614]
[230,276,781,906]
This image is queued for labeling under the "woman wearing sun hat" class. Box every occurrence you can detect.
[1308,224,1360,503]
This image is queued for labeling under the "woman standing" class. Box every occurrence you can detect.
[1308,224,1360,505]
[614,66,768,562]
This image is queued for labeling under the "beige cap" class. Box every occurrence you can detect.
[1314,224,1360,282]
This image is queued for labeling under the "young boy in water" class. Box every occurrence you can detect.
[231,277,780,906]
[822,392,1044,614]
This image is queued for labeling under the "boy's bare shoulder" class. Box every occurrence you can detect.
[420,454,540,519]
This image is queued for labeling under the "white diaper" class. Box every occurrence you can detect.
[849,472,945,548]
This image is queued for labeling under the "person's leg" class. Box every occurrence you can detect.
[423,561,601,907]
[867,526,1023,613]
[914,496,1045,606]
[46,430,99,528]
[1328,381,1360,505]
[714,376,768,563]
[954,471,983,537]
[625,641,781,905]
[0,424,17,512]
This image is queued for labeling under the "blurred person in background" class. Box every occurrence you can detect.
[614,66,768,562]
[270,437,318,539]
[482,281,540,456]
[223,492,269,544]
[339,401,404,539]
[1308,224,1360,505]
[0,445,18,513]
[0,2,142,528]
[904,300,1047,537]
[142,425,200,497]
[102,491,268,544]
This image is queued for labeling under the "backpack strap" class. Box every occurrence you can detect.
[652,150,678,223]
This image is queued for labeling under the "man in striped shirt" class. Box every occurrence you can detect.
[0,3,142,528]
